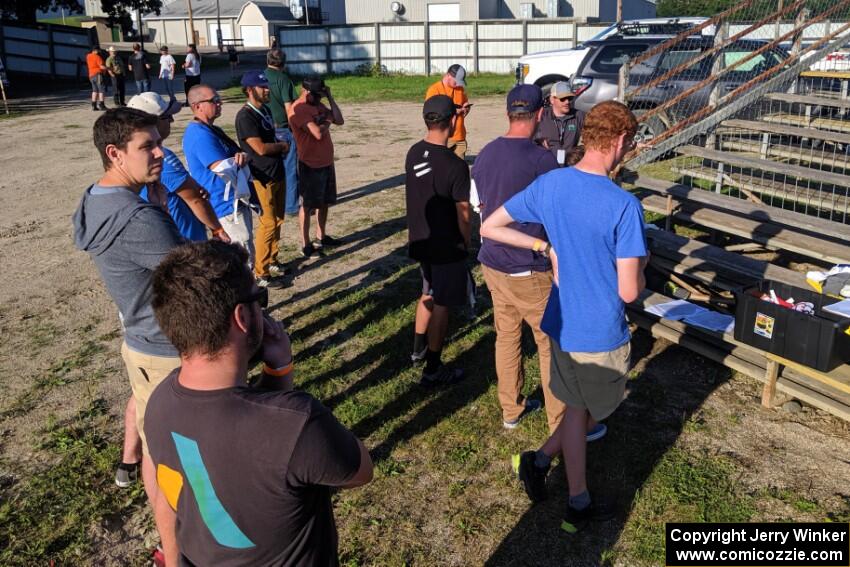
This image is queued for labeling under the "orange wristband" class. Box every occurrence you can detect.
[263,362,293,377]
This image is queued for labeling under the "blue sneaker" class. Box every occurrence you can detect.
[503,398,542,429]
[586,423,608,442]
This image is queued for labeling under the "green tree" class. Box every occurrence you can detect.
[99,0,162,32]
[0,0,82,22]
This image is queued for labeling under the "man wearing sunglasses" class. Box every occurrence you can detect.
[535,82,585,167]
[128,92,230,244]
[184,84,254,260]
[145,241,373,566]
[236,70,290,288]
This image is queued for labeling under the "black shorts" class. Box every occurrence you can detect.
[420,259,471,307]
[298,162,337,208]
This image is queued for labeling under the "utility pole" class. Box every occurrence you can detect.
[216,0,223,51]
[305,0,310,25]
[137,5,144,51]
[186,0,196,45]
[616,0,622,22]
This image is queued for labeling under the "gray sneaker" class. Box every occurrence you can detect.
[503,399,542,429]
[115,462,139,488]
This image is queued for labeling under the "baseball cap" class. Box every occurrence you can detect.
[302,76,326,94]
[506,84,543,113]
[423,95,455,122]
[241,70,269,88]
[447,64,466,87]
[550,81,576,99]
[127,91,182,117]
[107,46,116,52]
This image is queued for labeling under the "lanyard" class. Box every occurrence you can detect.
[246,102,274,131]
[556,116,568,146]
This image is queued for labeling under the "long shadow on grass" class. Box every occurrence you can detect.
[335,174,406,205]
[485,332,732,567]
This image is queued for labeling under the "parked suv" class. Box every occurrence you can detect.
[570,37,789,140]
[515,17,709,94]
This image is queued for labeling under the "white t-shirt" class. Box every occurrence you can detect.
[184,52,201,76]
[159,54,176,79]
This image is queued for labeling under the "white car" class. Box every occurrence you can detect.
[515,17,709,94]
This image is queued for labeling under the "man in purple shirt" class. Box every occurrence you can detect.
[472,85,564,431]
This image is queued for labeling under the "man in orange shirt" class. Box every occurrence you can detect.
[425,64,472,160]
[290,76,344,258]
[86,45,108,112]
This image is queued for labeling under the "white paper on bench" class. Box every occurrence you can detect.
[823,299,850,318]
[683,310,735,334]
[645,299,707,320]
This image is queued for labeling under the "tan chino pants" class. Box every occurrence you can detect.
[252,178,286,278]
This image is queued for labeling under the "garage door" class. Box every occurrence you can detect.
[208,22,233,45]
[240,25,264,47]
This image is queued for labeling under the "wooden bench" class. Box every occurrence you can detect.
[761,112,850,134]
[628,174,850,264]
[721,118,850,146]
[765,91,850,111]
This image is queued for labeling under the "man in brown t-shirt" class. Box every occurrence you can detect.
[146,241,373,566]
[290,76,344,258]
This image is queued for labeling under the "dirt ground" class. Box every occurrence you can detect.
[1,95,849,565]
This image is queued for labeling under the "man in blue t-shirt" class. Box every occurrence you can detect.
[472,85,565,433]
[128,92,230,243]
[184,84,253,260]
[481,100,648,532]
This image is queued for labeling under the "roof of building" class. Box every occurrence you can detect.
[145,0,295,20]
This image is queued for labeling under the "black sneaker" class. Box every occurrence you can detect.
[410,344,427,363]
[98,102,108,111]
[301,244,325,258]
[319,235,343,247]
[560,500,616,534]
[420,365,464,388]
[516,451,549,503]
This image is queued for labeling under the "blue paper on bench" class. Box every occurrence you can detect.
[684,310,735,334]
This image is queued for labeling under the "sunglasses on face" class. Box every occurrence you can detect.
[237,287,269,309]
[195,96,222,106]
[556,96,574,103]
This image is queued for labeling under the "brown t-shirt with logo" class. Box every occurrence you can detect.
[145,371,362,566]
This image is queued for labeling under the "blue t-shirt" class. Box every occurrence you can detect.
[182,121,240,219]
[504,168,647,352]
[141,147,207,242]
[472,137,558,273]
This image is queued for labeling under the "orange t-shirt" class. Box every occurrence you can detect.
[425,80,468,142]
[86,52,104,78]
[290,98,334,168]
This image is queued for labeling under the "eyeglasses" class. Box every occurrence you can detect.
[195,96,222,106]
[237,288,269,309]
[159,115,174,123]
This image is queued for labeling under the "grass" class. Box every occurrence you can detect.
[222,72,515,104]
[38,15,88,27]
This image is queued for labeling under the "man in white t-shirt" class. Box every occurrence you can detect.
[182,43,201,105]
[159,45,177,103]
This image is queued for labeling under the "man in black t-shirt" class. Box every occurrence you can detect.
[404,94,471,388]
[146,241,373,566]
[235,70,290,287]
[127,43,151,94]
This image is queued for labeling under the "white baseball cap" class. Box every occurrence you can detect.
[127,92,182,118]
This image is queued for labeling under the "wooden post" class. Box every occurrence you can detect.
[325,27,331,74]
[714,162,724,193]
[774,0,783,41]
[375,22,381,70]
[522,19,528,56]
[617,0,622,23]
[704,19,729,150]
[617,58,629,102]
[664,194,674,231]
[0,74,9,115]
[47,24,56,79]
[424,21,431,75]
[473,21,479,74]
[789,7,809,94]
[761,359,780,408]
[186,0,196,46]
[760,132,770,158]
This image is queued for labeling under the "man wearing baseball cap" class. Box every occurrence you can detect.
[404,94,470,388]
[425,64,472,160]
[129,91,230,245]
[535,81,585,167]
[290,75,345,259]
[105,46,127,107]
[235,70,290,287]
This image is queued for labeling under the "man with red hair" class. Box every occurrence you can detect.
[481,101,648,532]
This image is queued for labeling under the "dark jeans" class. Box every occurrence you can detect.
[184,74,201,100]
[135,79,150,94]
[111,74,126,105]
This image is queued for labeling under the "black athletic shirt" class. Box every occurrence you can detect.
[404,140,470,264]
[145,371,362,566]
[236,103,285,185]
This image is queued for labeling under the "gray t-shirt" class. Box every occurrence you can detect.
[145,372,362,566]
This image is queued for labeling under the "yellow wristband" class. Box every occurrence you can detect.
[263,362,293,377]
[532,239,543,252]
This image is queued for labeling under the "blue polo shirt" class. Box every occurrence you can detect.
[504,167,647,353]
[141,147,207,242]
[182,121,240,219]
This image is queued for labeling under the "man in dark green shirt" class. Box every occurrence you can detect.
[266,48,300,216]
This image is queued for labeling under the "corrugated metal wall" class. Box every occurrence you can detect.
[0,22,92,78]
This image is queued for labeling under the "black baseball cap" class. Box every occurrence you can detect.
[302,75,326,94]
[423,95,455,122]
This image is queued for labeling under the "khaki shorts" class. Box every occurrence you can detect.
[549,339,631,421]
[121,342,180,456]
